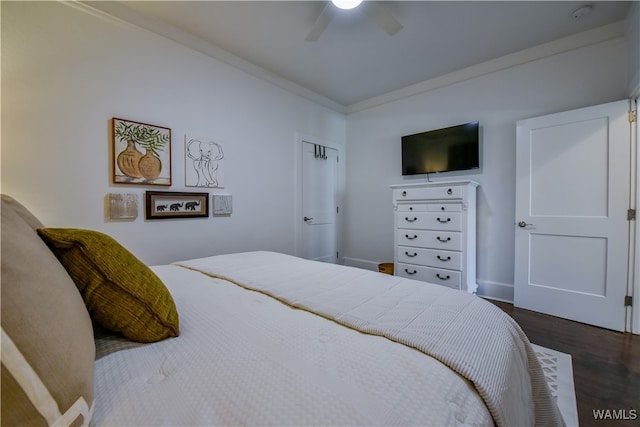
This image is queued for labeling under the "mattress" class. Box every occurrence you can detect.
[92,252,563,426]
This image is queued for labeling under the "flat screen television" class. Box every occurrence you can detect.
[401,122,479,175]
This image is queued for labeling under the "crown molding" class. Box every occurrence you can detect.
[67,2,625,117]
[346,21,627,114]
[69,1,347,114]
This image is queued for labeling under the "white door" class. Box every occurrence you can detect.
[514,100,632,331]
[302,141,339,263]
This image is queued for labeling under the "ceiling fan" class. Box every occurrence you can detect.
[305,0,403,42]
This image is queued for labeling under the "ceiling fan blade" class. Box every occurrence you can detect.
[305,3,336,41]
[363,1,403,36]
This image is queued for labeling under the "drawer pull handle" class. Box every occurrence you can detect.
[436,273,451,280]
[406,234,418,240]
[402,191,407,197]
[437,217,451,223]
[405,251,418,257]
[405,217,418,222]
[436,236,451,242]
[447,188,453,195]
[437,255,451,262]
[405,269,417,275]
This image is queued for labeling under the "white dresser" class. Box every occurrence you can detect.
[391,181,479,293]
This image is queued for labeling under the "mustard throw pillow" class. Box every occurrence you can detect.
[37,228,179,343]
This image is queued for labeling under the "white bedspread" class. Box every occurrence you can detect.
[93,263,493,426]
[176,251,564,427]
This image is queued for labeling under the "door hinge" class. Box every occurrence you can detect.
[629,110,637,123]
[628,209,636,221]
[625,295,633,307]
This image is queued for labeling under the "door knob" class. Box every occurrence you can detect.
[518,221,532,228]
[304,216,313,222]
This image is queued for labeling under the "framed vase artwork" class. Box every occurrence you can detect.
[112,117,172,186]
[145,191,209,220]
[184,135,225,188]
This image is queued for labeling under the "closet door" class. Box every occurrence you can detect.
[514,100,632,331]
[301,141,339,263]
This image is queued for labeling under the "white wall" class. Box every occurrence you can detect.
[0,2,345,265]
[343,37,629,301]
[630,2,640,334]
[628,2,640,96]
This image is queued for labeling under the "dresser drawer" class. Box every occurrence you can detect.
[397,263,462,290]
[396,212,462,231]
[396,204,427,212]
[397,203,462,213]
[397,247,462,270]
[394,186,462,201]
[397,230,462,250]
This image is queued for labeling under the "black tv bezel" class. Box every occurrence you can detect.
[401,121,479,176]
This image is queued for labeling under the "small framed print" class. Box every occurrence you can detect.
[145,191,208,220]
[107,193,138,220]
[212,194,232,215]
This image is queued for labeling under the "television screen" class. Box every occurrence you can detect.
[402,122,479,175]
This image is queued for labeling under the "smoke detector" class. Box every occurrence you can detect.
[572,5,593,19]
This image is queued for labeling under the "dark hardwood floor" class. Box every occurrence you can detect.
[488,300,639,427]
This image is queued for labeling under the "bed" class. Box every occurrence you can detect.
[1,194,565,426]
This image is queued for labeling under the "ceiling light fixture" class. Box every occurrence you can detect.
[331,0,363,10]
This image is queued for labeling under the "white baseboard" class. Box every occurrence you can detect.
[476,279,514,303]
[342,257,383,272]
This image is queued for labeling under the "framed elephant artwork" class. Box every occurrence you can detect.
[112,117,172,186]
[184,135,224,188]
[145,191,209,220]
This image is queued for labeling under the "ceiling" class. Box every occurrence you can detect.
[94,1,632,111]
